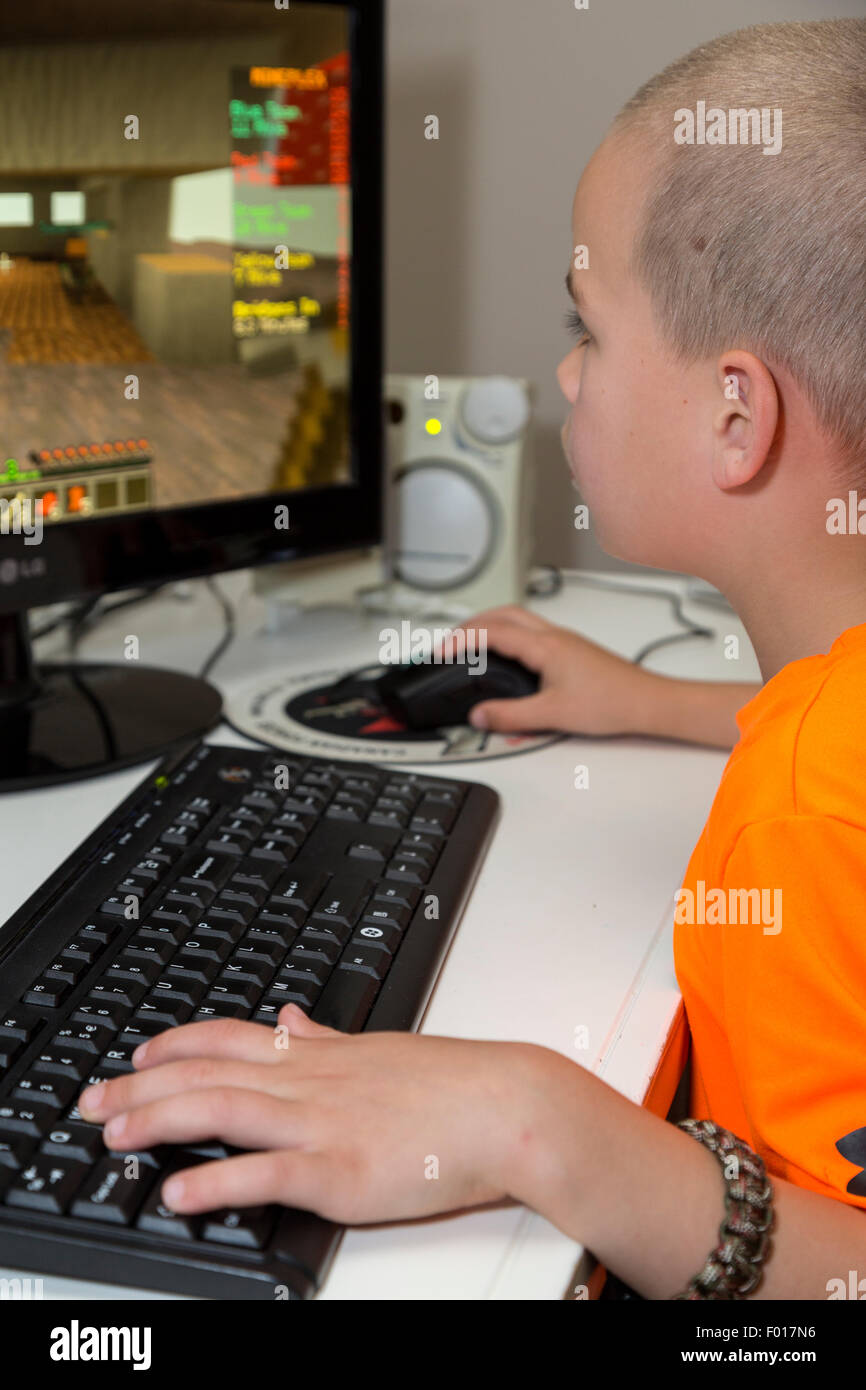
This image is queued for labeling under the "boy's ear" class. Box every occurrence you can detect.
[711,350,779,490]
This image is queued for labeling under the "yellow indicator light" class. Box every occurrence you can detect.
[425,419,442,436]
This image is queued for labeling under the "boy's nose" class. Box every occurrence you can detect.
[556,347,581,404]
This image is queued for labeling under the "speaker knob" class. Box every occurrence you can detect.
[460,377,529,444]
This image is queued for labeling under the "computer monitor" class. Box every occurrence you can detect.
[0,0,385,791]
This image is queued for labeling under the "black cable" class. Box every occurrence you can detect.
[526,565,714,665]
[198,577,235,681]
[30,585,167,645]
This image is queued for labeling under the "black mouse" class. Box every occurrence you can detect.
[375,652,540,730]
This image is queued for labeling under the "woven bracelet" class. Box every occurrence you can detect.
[671,1119,774,1300]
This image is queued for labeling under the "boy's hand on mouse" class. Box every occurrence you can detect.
[77,1007,540,1224]
[437,604,652,737]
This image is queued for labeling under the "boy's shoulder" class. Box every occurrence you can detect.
[714,627,866,839]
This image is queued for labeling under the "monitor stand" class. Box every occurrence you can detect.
[0,610,223,792]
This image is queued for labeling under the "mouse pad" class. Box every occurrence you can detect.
[224,664,561,765]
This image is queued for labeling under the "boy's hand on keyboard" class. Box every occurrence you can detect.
[78,1007,539,1224]
[439,604,654,736]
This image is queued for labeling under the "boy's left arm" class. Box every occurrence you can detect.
[79,995,866,1300]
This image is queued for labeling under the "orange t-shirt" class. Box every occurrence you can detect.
[674,620,866,1209]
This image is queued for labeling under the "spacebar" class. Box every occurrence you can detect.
[311,968,379,1032]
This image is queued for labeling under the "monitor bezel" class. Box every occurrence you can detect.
[0,0,385,615]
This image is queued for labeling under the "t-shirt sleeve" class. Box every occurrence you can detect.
[718,814,866,1207]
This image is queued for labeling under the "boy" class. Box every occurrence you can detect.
[80,19,866,1298]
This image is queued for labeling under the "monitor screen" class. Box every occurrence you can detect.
[0,0,356,532]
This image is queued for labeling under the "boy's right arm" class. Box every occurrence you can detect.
[444,606,759,751]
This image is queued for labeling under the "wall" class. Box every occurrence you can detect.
[383,0,866,574]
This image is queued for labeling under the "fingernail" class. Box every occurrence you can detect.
[163,1177,184,1207]
[80,1083,105,1116]
[469,707,488,728]
[132,1041,149,1065]
[103,1114,127,1142]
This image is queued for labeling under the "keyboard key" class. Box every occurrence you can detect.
[262,980,321,1011]
[108,956,162,989]
[384,860,427,885]
[43,957,86,985]
[14,1073,77,1109]
[207,978,261,1010]
[367,808,408,829]
[41,1123,105,1164]
[360,902,412,931]
[409,799,455,835]
[61,936,102,965]
[351,923,402,954]
[135,997,193,1028]
[250,840,291,867]
[272,870,328,914]
[346,841,389,864]
[311,970,379,1032]
[124,932,176,967]
[293,935,341,968]
[372,883,421,910]
[153,973,207,1009]
[99,1040,140,1073]
[310,880,372,930]
[278,956,332,990]
[0,1006,44,1045]
[193,1002,248,1022]
[177,855,233,896]
[137,1185,201,1240]
[300,918,351,949]
[339,947,389,982]
[89,976,146,1010]
[232,863,281,893]
[32,1049,89,1082]
[0,1133,34,1169]
[5,1156,86,1214]
[0,1040,22,1070]
[51,1022,114,1056]
[202,1205,275,1249]
[70,1155,156,1224]
[23,976,70,1009]
[131,857,167,882]
[0,1099,56,1138]
[78,920,122,947]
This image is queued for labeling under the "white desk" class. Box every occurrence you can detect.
[0,570,758,1299]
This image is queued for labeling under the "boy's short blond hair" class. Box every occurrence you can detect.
[612,19,866,478]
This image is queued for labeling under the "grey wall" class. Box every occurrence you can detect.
[383,0,866,574]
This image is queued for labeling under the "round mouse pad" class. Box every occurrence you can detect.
[224,663,561,764]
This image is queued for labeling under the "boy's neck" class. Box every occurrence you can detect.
[723,571,866,682]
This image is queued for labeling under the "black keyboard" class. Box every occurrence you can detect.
[0,740,499,1299]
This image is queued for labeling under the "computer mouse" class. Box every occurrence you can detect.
[375,652,540,730]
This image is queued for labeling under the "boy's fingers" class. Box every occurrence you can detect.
[469,692,555,733]
[80,1056,293,1121]
[132,1017,289,1070]
[99,1087,306,1155]
[434,611,549,664]
[162,1146,334,1216]
[277,1002,341,1038]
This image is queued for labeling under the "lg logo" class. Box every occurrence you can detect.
[0,556,46,584]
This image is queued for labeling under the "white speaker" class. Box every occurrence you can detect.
[382,372,535,615]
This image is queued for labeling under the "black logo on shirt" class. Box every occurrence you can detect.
[836,1127,866,1197]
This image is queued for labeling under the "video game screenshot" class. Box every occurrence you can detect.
[0,1,353,524]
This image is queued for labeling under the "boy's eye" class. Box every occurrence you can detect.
[564,307,592,346]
